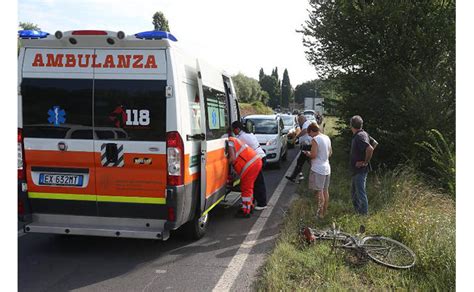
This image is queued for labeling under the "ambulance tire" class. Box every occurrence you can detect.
[182,211,209,240]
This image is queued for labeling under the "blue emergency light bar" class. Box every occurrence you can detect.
[134,30,177,41]
[18,30,50,39]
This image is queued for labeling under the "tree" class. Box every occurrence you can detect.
[19,22,40,31]
[281,69,293,108]
[271,67,280,88]
[260,75,281,108]
[294,79,319,104]
[301,0,455,167]
[152,11,170,31]
[232,73,264,103]
[259,68,265,83]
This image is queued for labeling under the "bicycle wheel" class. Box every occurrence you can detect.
[361,236,416,269]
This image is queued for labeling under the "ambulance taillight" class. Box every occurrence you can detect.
[167,207,176,222]
[18,201,24,216]
[18,128,26,180]
[166,131,184,186]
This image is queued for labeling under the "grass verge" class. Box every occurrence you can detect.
[256,117,455,291]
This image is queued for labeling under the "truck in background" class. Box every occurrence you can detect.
[304,97,324,115]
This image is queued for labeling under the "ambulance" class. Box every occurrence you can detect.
[17,29,241,240]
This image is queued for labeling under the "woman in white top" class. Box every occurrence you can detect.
[304,122,332,219]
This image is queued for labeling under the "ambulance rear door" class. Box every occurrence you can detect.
[21,48,97,216]
[92,49,168,221]
[196,60,230,214]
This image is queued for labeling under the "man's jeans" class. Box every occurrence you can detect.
[351,172,368,215]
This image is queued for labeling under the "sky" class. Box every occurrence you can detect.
[18,0,318,86]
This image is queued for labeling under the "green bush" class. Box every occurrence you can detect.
[240,101,273,116]
[416,129,455,198]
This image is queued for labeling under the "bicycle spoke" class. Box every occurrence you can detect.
[362,236,415,269]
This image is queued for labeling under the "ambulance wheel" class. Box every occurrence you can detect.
[183,211,209,240]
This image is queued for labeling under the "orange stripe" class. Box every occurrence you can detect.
[184,154,200,183]
[25,148,220,199]
[94,153,166,198]
[205,148,229,197]
[25,150,96,194]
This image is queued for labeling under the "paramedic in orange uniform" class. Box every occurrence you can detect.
[228,136,263,218]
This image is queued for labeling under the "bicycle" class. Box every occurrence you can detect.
[300,223,416,269]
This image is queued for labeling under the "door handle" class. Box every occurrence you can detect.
[186,133,206,141]
[58,142,68,151]
[105,143,118,163]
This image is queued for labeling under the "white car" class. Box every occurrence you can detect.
[280,114,299,148]
[243,114,288,167]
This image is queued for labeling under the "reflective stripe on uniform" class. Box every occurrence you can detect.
[241,196,252,203]
[240,155,260,176]
[235,144,248,157]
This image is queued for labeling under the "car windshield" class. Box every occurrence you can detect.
[282,116,294,127]
[305,114,316,121]
[248,118,278,134]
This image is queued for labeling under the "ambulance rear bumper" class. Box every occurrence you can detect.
[24,214,169,240]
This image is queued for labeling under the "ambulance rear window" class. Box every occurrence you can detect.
[21,78,167,141]
[70,130,93,139]
[94,79,167,141]
[24,126,71,139]
[21,78,93,139]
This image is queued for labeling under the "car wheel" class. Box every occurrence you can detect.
[182,211,209,240]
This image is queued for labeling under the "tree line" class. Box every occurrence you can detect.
[232,67,298,110]
[300,0,455,194]
[233,68,335,111]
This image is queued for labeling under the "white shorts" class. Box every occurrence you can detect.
[308,171,330,191]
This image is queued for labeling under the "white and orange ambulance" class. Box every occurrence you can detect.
[17,29,241,240]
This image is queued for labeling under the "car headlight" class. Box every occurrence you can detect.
[266,139,277,146]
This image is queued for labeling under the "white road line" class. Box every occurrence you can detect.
[212,155,299,292]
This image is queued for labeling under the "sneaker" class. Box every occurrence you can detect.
[298,173,305,180]
[254,205,267,211]
[285,176,299,184]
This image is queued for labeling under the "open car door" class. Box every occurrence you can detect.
[196,60,230,215]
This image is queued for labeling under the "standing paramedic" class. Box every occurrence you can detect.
[349,115,376,215]
[231,121,267,210]
[228,136,263,218]
[286,114,312,183]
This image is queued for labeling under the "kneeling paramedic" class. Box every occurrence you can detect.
[228,136,263,218]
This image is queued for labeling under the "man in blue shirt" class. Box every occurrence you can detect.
[349,115,375,215]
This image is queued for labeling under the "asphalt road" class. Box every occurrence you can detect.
[18,147,301,292]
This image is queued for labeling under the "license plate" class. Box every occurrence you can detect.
[39,173,83,186]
